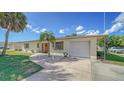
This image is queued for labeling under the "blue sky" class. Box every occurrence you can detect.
[0,12,124,42]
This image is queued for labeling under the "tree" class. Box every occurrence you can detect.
[0,12,27,56]
[108,35,122,47]
[97,37,105,47]
[98,35,122,48]
[40,31,56,57]
[120,35,124,47]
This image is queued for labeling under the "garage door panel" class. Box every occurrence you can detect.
[69,41,90,58]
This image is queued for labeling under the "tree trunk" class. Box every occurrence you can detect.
[48,42,51,57]
[2,30,10,56]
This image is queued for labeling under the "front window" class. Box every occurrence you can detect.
[54,41,63,50]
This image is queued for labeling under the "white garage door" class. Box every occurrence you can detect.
[69,41,90,58]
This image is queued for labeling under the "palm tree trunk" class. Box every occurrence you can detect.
[48,42,51,57]
[2,30,10,56]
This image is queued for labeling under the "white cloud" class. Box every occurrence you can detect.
[76,30,85,35]
[104,23,124,34]
[86,30,100,35]
[75,25,99,35]
[32,28,47,34]
[76,25,84,31]
[26,24,47,34]
[59,29,64,34]
[40,28,47,32]
[32,27,39,32]
[34,30,41,33]
[75,25,85,35]
[26,24,32,29]
[114,13,124,23]
[32,27,40,33]
[104,13,124,35]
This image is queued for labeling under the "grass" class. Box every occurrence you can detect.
[106,53,124,62]
[97,51,124,66]
[0,50,42,81]
[105,53,124,66]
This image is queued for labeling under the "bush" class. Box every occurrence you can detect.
[15,49,18,51]
[15,49,22,51]
[97,51,104,59]
[18,49,22,51]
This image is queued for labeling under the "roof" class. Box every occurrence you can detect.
[57,35,105,40]
[9,40,39,43]
[10,35,106,43]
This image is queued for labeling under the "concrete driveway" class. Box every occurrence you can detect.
[92,62,124,81]
[22,53,124,81]
[23,53,91,81]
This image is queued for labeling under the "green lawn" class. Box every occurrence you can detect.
[97,51,124,66]
[0,50,42,81]
[106,53,124,66]
[106,53,124,62]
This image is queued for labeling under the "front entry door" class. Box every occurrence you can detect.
[42,43,49,53]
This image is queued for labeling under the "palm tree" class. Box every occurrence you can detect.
[40,31,56,57]
[0,12,27,56]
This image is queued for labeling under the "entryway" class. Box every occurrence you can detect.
[42,43,49,53]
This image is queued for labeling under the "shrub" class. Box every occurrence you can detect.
[97,51,104,59]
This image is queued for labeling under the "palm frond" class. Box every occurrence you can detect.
[0,12,27,32]
[40,31,56,42]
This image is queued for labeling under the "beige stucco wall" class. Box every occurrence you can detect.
[9,43,24,51]
[90,38,97,60]
[10,37,97,60]
[10,41,41,53]
[51,37,97,60]
[28,42,40,52]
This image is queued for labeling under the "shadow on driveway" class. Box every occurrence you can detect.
[23,53,91,81]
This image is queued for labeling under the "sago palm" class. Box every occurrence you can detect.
[0,12,27,55]
[40,31,56,57]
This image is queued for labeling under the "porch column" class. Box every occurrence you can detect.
[49,42,52,53]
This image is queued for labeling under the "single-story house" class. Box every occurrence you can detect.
[9,35,105,60]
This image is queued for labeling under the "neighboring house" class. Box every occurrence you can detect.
[0,42,11,49]
[9,40,40,53]
[9,35,105,59]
